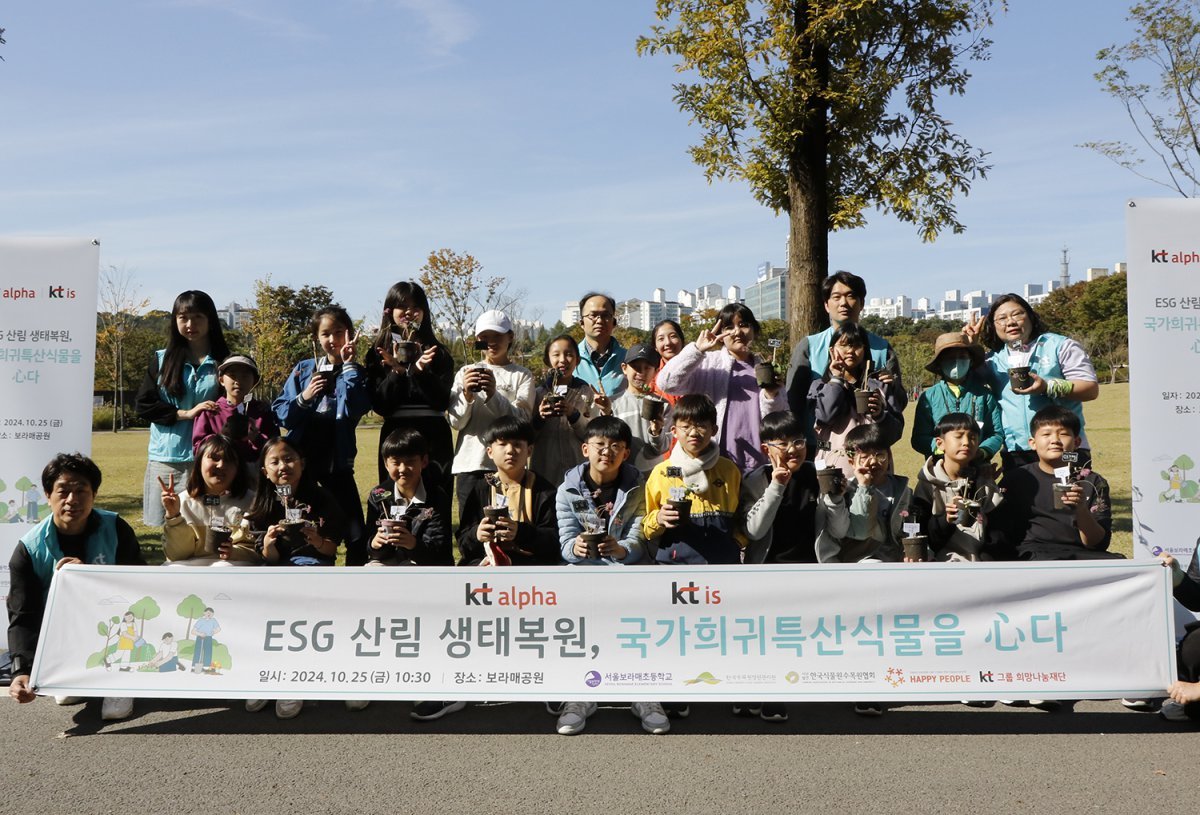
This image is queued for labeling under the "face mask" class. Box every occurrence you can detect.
[941,358,970,381]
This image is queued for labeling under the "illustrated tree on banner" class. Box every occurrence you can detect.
[638,0,998,338]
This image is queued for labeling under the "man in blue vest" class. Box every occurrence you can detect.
[7,453,144,719]
[574,292,626,399]
[785,271,907,451]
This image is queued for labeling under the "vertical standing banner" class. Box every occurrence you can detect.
[1126,200,1200,567]
[0,238,100,654]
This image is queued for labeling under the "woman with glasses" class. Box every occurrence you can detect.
[963,293,1099,468]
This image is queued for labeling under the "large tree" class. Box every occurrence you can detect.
[1084,0,1200,196]
[638,0,998,339]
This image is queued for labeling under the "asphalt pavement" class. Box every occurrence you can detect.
[1,697,1197,814]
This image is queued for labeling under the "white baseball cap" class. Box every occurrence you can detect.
[474,309,513,335]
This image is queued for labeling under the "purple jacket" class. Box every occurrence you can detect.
[191,396,278,466]
[656,343,787,469]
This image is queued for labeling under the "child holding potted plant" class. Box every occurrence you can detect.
[364,428,452,567]
[992,405,1117,562]
[191,354,277,467]
[642,394,742,566]
[242,437,347,720]
[609,343,672,476]
[161,434,258,566]
[531,334,596,483]
[448,310,535,518]
[456,416,559,568]
[366,281,455,495]
[910,333,1003,461]
[911,413,1008,562]
[815,422,915,718]
[273,305,371,565]
[807,322,904,479]
[554,416,669,736]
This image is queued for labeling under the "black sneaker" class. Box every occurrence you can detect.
[662,702,690,719]
[759,703,788,722]
[731,703,761,717]
[410,700,467,721]
[854,702,884,717]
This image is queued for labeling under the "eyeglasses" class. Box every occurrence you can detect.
[767,440,806,452]
[589,443,627,454]
[853,451,890,465]
[583,312,614,323]
[992,311,1026,325]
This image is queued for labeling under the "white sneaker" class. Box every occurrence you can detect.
[100,696,134,721]
[275,699,303,719]
[631,701,670,734]
[345,699,370,712]
[1120,698,1157,711]
[54,695,83,705]
[244,699,269,713]
[555,701,597,735]
[1160,699,1191,722]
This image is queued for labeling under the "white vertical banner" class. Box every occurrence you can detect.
[0,238,100,650]
[1126,201,1200,567]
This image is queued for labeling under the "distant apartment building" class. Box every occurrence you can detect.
[560,301,581,326]
[616,292,691,331]
[743,262,788,321]
[862,295,912,320]
[217,301,252,331]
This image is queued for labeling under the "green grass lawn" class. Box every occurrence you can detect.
[91,382,1133,563]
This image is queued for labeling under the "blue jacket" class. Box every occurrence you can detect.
[273,359,371,472]
[557,462,647,565]
[911,376,1005,459]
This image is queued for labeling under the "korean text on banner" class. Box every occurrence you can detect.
[31,562,1174,703]
[0,238,99,645]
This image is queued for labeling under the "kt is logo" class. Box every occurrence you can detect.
[670,580,721,605]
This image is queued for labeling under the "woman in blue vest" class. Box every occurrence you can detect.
[7,454,144,719]
[135,290,230,526]
[965,293,1099,469]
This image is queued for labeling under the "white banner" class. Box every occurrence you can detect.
[1126,200,1200,564]
[31,562,1173,702]
[0,238,100,651]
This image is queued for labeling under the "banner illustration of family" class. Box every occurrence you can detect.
[86,593,234,676]
[0,474,46,524]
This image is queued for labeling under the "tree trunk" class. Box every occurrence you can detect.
[786,0,830,342]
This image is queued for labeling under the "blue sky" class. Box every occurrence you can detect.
[0,1,1164,326]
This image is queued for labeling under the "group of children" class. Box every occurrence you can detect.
[12,285,1134,730]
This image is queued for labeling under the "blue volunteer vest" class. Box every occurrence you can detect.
[987,332,1085,451]
[20,509,120,600]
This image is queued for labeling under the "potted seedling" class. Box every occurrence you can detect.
[853,358,875,414]
[1006,340,1033,390]
[468,339,494,393]
[815,458,846,497]
[663,466,694,524]
[542,368,567,416]
[203,494,232,555]
[389,318,420,366]
[899,510,927,562]
[755,338,783,389]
